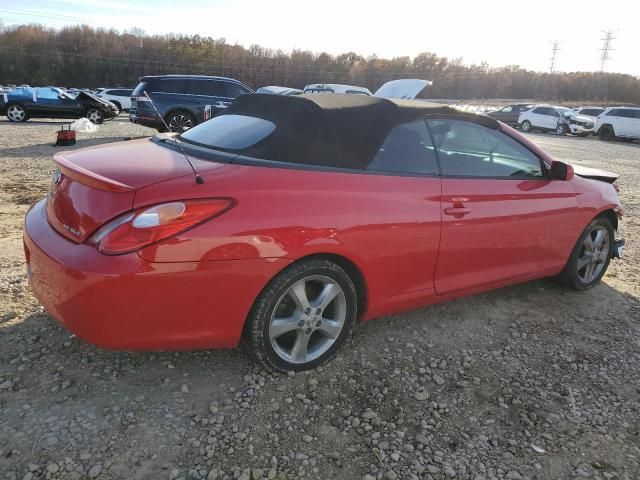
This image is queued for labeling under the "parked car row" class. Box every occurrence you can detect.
[487,103,640,142]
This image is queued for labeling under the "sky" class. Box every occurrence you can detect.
[1,0,639,75]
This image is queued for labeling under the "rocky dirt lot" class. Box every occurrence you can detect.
[0,117,639,480]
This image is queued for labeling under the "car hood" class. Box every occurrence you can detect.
[569,113,593,122]
[571,164,618,183]
[374,79,432,99]
[76,91,117,109]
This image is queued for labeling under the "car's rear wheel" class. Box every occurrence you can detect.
[521,120,532,132]
[598,124,615,141]
[247,259,357,371]
[556,123,568,136]
[560,217,614,290]
[166,110,195,133]
[86,108,104,124]
[6,104,28,122]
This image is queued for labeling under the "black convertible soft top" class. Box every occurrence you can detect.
[223,93,499,170]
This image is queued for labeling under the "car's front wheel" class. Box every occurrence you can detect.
[86,108,104,124]
[521,120,532,132]
[247,258,358,371]
[560,217,614,290]
[6,104,28,122]
[556,123,568,136]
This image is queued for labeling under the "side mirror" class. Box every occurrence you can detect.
[549,161,574,181]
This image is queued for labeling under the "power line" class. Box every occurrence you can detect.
[599,30,616,72]
[549,41,561,73]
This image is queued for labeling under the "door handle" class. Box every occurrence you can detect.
[444,207,471,216]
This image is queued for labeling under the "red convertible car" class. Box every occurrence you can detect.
[24,94,624,371]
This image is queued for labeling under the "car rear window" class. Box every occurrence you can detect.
[179,114,275,150]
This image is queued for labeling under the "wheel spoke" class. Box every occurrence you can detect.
[317,319,342,339]
[597,250,609,263]
[583,234,594,252]
[290,331,310,362]
[577,255,591,271]
[593,229,606,249]
[269,315,301,338]
[312,282,339,311]
[583,262,595,281]
[289,281,310,310]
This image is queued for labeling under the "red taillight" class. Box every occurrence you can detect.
[88,199,234,255]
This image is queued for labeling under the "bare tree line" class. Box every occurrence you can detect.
[1,23,639,104]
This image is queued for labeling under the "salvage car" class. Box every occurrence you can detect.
[1,86,118,123]
[518,105,595,136]
[24,94,624,371]
[486,103,533,125]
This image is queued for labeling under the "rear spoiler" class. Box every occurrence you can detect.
[54,153,135,192]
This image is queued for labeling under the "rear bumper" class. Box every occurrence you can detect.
[24,199,290,350]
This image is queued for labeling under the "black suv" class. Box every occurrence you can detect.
[129,75,253,132]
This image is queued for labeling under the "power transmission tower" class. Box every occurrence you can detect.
[599,30,616,71]
[549,41,560,73]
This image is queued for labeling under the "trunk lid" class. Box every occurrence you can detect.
[46,138,224,242]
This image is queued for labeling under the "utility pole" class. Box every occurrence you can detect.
[599,30,616,72]
[549,41,561,73]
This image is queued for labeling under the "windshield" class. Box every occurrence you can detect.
[179,114,276,151]
[557,108,573,118]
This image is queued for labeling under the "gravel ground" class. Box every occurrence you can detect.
[0,117,639,480]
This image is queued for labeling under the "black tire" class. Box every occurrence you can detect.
[556,123,568,136]
[521,120,532,132]
[86,107,104,124]
[560,216,614,290]
[6,104,29,122]
[246,258,358,372]
[598,124,615,141]
[165,110,196,133]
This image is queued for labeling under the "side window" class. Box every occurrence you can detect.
[548,109,560,117]
[501,106,513,113]
[427,119,543,178]
[633,110,640,119]
[36,88,60,100]
[606,109,621,117]
[153,79,189,94]
[532,107,546,115]
[225,82,251,98]
[367,120,438,175]
[189,80,227,97]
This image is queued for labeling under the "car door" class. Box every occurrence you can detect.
[427,118,578,295]
[364,119,443,300]
[527,107,547,128]
[493,105,514,123]
[30,88,80,117]
[616,109,636,137]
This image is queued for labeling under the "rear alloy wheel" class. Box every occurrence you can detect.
[598,124,615,141]
[247,259,357,371]
[86,108,104,124]
[556,123,568,136]
[521,120,532,132]
[166,111,195,133]
[6,104,28,122]
[561,217,614,290]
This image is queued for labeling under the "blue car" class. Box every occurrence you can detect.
[1,86,119,123]
[129,75,254,132]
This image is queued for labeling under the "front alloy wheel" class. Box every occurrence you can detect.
[561,217,614,290]
[556,123,568,136]
[86,108,104,124]
[521,120,532,132]
[7,105,27,122]
[247,259,357,371]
